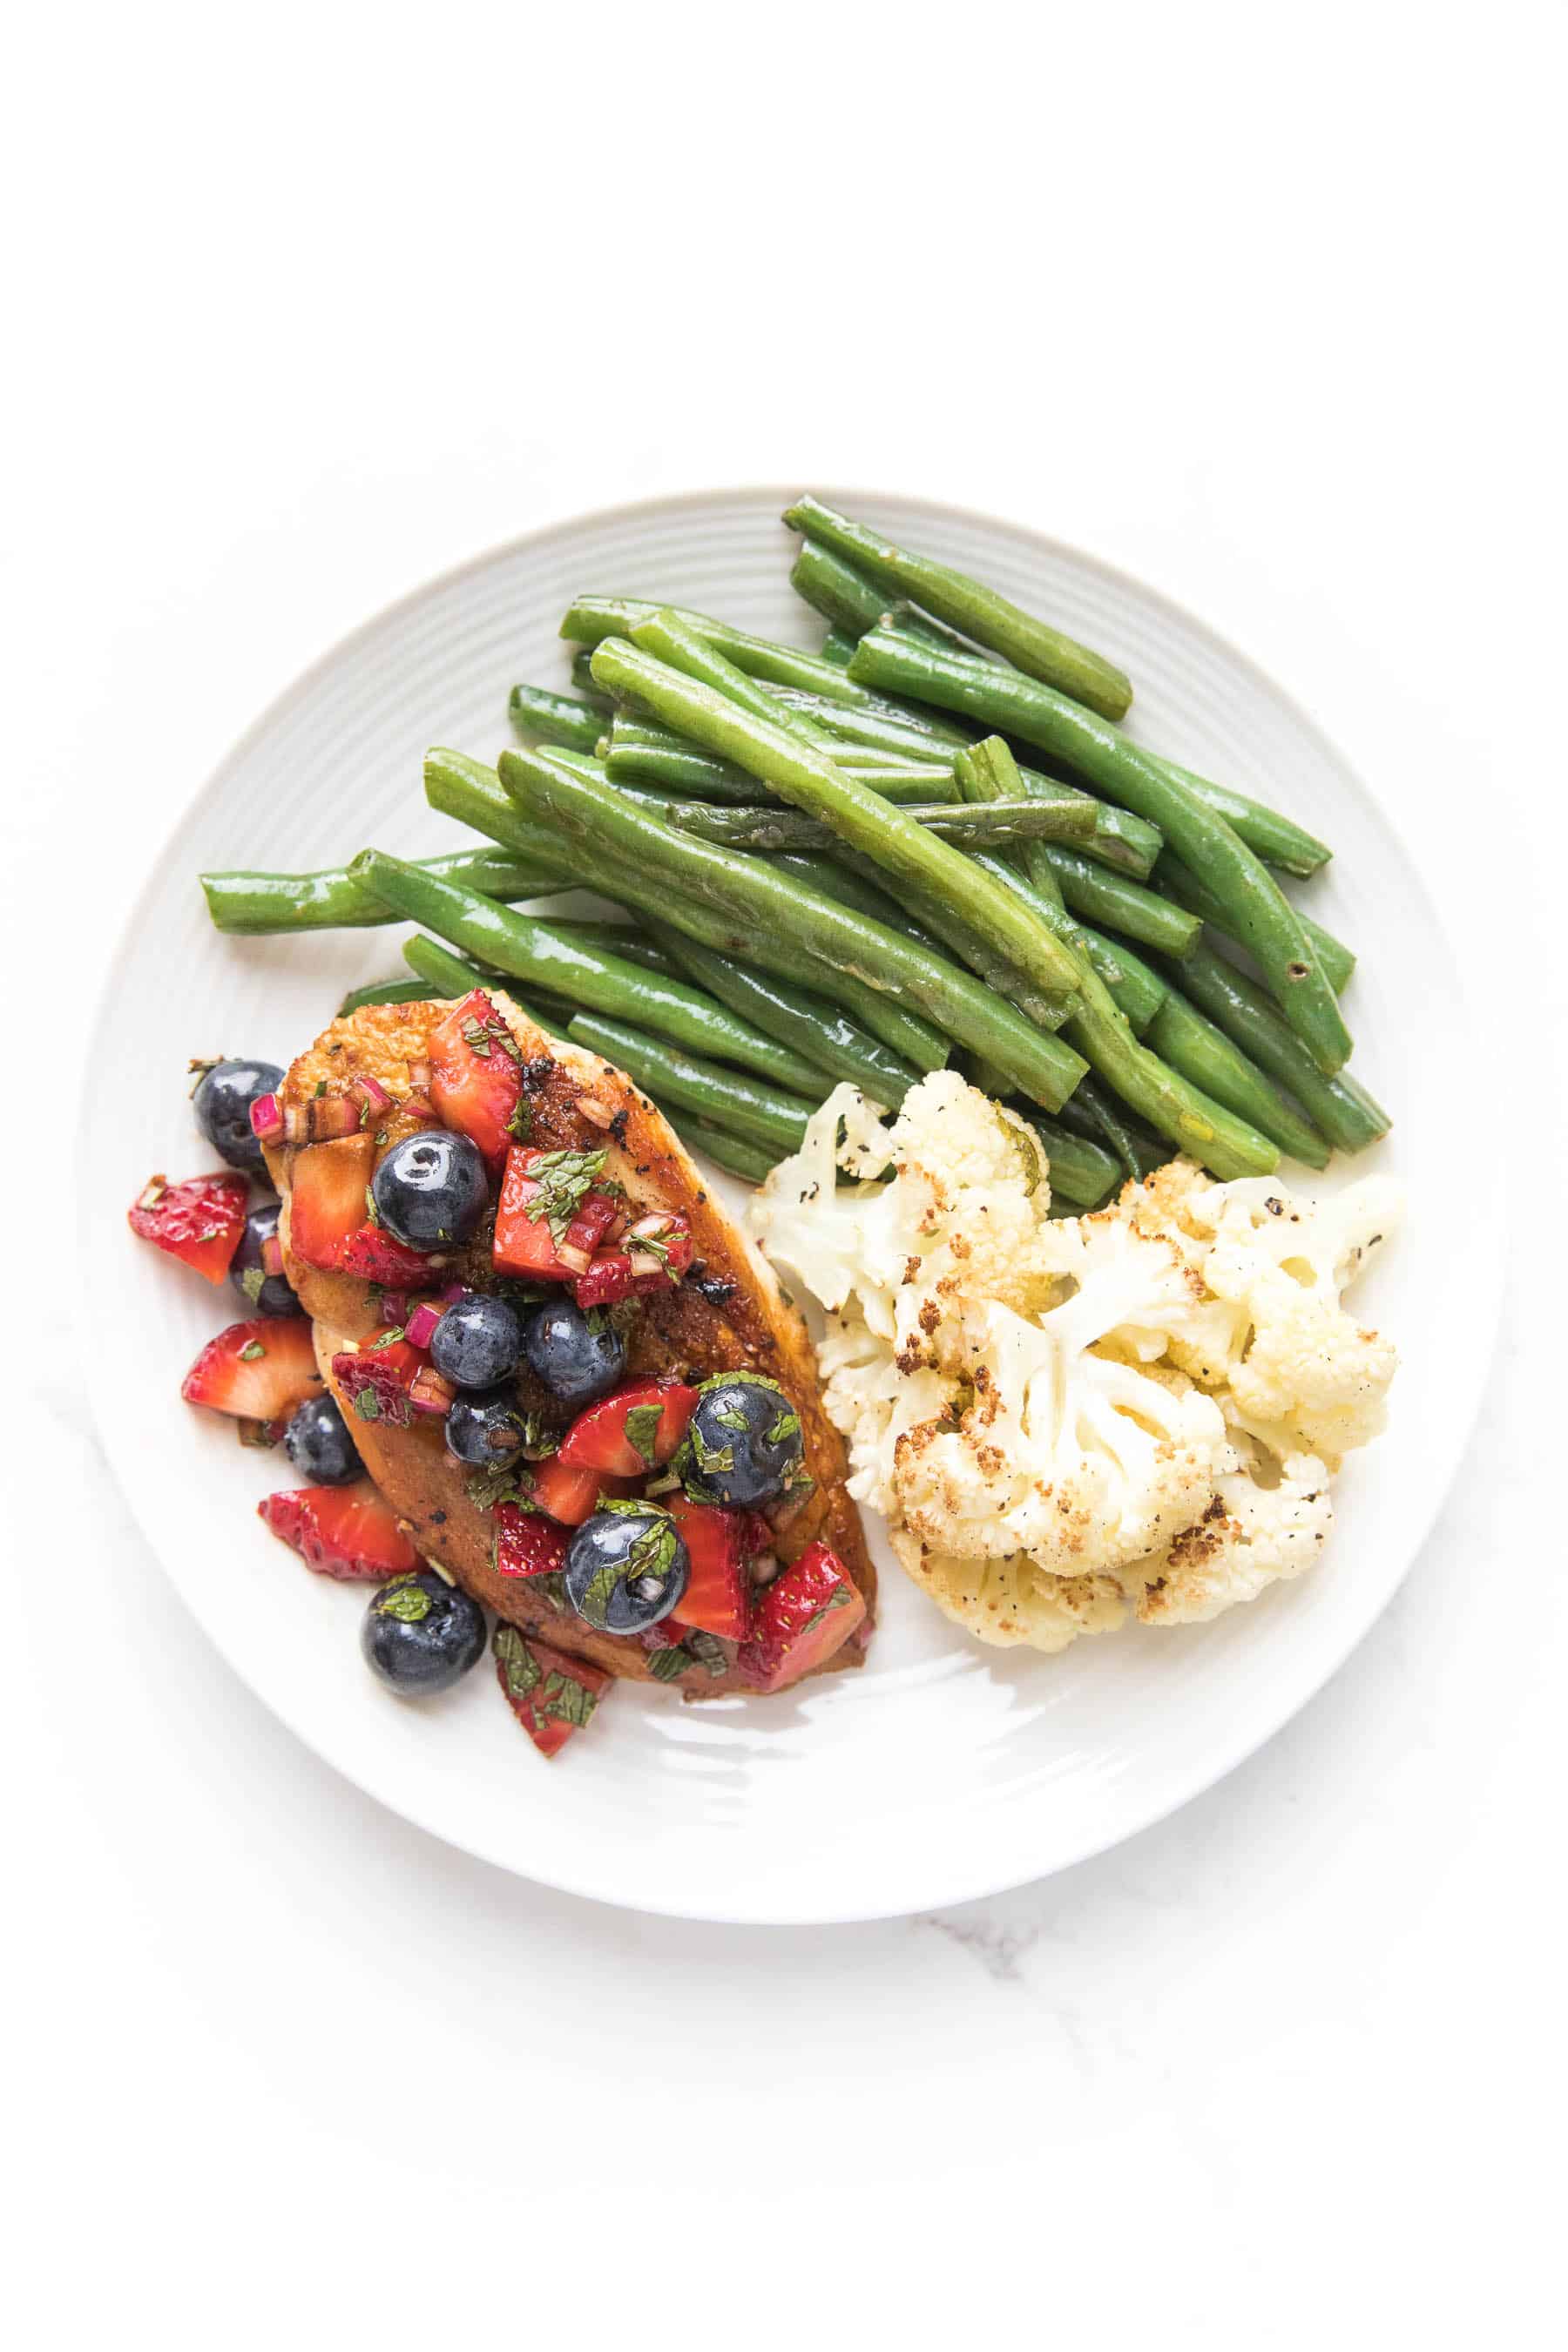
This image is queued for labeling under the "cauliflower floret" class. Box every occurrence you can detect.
[893,1297,1226,1576]
[1134,1449,1334,1623]
[747,1072,1402,1656]
[1194,1176,1402,1464]
[889,1527,1127,1652]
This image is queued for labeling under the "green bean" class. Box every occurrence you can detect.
[534,919,682,977]
[604,713,962,805]
[783,497,1134,720]
[560,593,973,740]
[569,649,607,702]
[650,924,920,1108]
[818,626,860,668]
[968,855,1166,1032]
[498,745,1089,1112]
[851,626,1351,1073]
[1158,859,1355,993]
[337,978,434,1016]
[402,934,500,997]
[770,686,1165,878]
[1058,1076,1172,1181]
[422,748,584,880]
[659,794,1096,853]
[1011,1110,1121,1210]
[1145,991,1329,1167]
[1164,942,1389,1154]
[1156,756,1330,878]
[347,851,829,1097]
[792,537,984,664]
[668,1117,778,1186]
[200,843,565,936]
[566,1014,815,1157]
[1037,845,1201,958]
[599,627,1085,1016]
[508,684,611,754]
[765,682,970,760]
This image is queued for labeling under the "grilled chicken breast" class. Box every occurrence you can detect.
[265,992,873,1696]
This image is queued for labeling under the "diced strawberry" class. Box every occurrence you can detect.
[128,1172,248,1285]
[493,1627,610,1759]
[287,1134,376,1272]
[493,1144,614,1281]
[664,1493,752,1641]
[570,1252,658,1309]
[562,1191,624,1258]
[331,1337,423,1430]
[491,1504,569,1578]
[557,1377,697,1477]
[258,1479,420,1579]
[625,1211,694,1280]
[523,1456,639,1526]
[182,1316,324,1422]
[735,1540,866,1693]
[429,990,524,1170]
[335,1222,437,1284]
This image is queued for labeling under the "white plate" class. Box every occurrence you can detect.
[78,489,1499,1923]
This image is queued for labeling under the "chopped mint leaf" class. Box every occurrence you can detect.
[767,1409,802,1447]
[367,1325,406,1349]
[713,1402,751,1433]
[506,1098,534,1142]
[238,1265,266,1305]
[579,1560,622,1629]
[494,1624,541,1697]
[683,1630,730,1678]
[377,1583,431,1623]
[353,1388,382,1421]
[622,1402,664,1467]
[538,1670,597,1727]
[520,1147,607,1245]
[238,1340,266,1362]
[648,1646,691,1683]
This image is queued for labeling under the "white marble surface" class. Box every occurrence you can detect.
[7,10,1565,2344]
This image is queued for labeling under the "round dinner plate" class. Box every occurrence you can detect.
[78,489,1498,1924]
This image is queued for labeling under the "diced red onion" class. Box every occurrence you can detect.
[409,1365,457,1417]
[349,1073,393,1114]
[378,1289,412,1324]
[404,1300,443,1350]
[556,1241,592,1276]
[438,1281,471,1304]
[407,1058,433,1091]
[282,1096,361,1144]
[249,1092,284,1142]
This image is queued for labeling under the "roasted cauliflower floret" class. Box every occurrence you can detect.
[749,1076,1402,1655]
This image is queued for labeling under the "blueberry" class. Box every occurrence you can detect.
[361,1572,486,1697]
[229,1200,303,1318]
[284,1393,361,1485]
[522,1296,625,1404]
[679,1374,805,1508]
[564,1507,689,1636]
[430,1294,522,1391]
[371,1129,489,1253]
[444,1389,527,1469]
[193,1057,285,1177]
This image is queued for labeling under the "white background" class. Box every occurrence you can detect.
[6,5,1565,2345]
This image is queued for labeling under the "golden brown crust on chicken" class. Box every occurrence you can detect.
[267,993,872,1697]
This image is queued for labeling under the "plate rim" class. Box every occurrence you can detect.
[76,483,1506,1923]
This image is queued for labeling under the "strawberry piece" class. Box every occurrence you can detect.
[128,1172,248,1285]
[557,1378,697,1477]
[258,1479,419,1579]
[523,1456,639,1526]
[491,1504,569,1578]
[493,1145,608,1281]
[287,1134,376,1272]
[331,1338,423,1430]
[335,1221,436,1284]
[664,1493,753,1641]
[429,990,524,1170]
[735,1540,866,1693]
[569,1250,674,1309]
[182,1316,323,1422]
[493,1628,610,1759]
[562,1190,625,1258]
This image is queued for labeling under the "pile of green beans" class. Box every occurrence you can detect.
[201,493,1392,1197]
